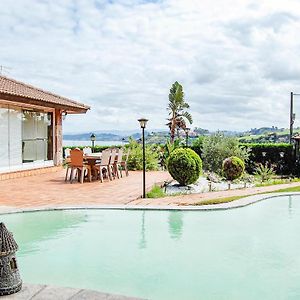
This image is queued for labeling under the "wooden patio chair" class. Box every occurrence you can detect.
[64,148,72,181]
[94,149,112,182]
[114,148,124,178]
[121,149,130,176]
[64,148,71,159]
[69,149,92,184]
[109,148,119,179]
[83,147,92,155]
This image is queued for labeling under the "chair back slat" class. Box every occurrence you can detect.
[70,149,84,167]
[110,148,118,164]
[125,149,130,161]
[64,148,71,158]
[83,147,92,155]
[116,149,123,163]
[101,149,111,165]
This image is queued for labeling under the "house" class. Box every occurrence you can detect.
[0,75,90,178]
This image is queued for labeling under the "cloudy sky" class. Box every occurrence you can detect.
[1,0,300,133]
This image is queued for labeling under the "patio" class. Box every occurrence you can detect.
[0,169,171,208]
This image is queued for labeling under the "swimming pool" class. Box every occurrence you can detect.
[2,195,300,299]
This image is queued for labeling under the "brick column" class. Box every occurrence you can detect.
[54,109,63,166]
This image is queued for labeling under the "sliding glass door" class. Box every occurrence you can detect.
[22,111,53,164]
[0,105,54,173]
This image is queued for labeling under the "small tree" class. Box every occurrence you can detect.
[167,81,193,143]
[201,133,250,174]
[126,138,159,171]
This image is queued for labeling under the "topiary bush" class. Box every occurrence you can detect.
[167,148,202,185]
[222,156,245,181]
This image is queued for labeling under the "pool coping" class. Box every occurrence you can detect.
[2,283,143,300]
[1,192,300,214]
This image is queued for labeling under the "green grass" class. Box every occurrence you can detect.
[267,186,300,193]
[146,185,166,198]
[194,196,247,206]
[194,183,300,206]
[255,178,300,187]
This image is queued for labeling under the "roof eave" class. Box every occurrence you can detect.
[0,92,90,114]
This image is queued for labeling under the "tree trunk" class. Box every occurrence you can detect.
[170,115,176,144]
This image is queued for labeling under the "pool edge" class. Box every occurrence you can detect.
[1,192,300,214]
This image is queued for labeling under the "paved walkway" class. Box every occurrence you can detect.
[2,283,142,299]
[0,169,170,208]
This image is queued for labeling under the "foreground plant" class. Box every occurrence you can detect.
[254,163,275,182]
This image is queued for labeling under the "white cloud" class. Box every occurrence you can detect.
[1,0,300,133]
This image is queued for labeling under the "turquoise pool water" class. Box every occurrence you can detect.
[1,195,300,299]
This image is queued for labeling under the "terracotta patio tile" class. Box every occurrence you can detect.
[0,169,171,208]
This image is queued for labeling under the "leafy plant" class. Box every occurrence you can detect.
[191,136,204,156]
[167,81,193,143]
[222,156,245,181]
[201,133,250,174]
[167,148,202,185]
[254,163,275,182]
[161,139,181,168]
[126,138,159,171]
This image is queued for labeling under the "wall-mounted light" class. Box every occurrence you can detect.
[62,111,68,120]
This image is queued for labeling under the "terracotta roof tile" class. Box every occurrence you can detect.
[0,75,90,112]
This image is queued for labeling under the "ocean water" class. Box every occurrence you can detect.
[63,140,126,147]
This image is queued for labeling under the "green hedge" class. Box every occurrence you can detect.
[239,143,294,175]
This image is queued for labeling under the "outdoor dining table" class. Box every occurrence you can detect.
[84,153,102,180]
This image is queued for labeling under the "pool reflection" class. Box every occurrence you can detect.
[139,211,147,249]
[168,211,183,240]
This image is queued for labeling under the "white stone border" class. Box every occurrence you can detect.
[1,192,300,214]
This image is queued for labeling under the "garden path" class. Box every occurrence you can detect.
[129,181,300,205]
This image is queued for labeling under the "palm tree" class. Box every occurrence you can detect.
[167,81,193,143]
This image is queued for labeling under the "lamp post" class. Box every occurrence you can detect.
[138,118,148,198]
[90,133,96,153]
[184,127,190,147]
[290,92,300,144]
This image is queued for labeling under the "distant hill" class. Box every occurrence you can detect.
[63,133,123,141]
[63,131,142,141]
[63,126,298,144]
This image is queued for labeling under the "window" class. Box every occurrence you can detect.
[9,257,17,271]
[22,110,53,163]
[0,104,54,172]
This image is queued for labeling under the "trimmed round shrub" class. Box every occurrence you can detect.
[167,148,202,186]
[222,156,245,181]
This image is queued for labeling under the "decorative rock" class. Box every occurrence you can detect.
[0,222,22,296]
